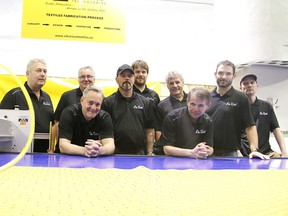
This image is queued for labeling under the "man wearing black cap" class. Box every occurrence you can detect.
[240,74,288,157]
[101,64,155,155]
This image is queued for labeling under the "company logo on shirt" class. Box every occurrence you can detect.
[89,131,99,136]
[43,101,51,106]
[146,97,155,101]
[260,111,268,116]
[226,102,237,106]
[133,105,144,109]
[195,129,206,134]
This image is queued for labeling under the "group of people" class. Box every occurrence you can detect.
[0,58,287,159]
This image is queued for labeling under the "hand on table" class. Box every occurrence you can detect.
[84,139,102,157]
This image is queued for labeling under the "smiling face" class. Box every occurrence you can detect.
[167,76,184,98]
[26,62,47,91]
[215,64,235,88]
[81,90,103,122]
[78,67,95,92]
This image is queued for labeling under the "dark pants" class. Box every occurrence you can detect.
[33,139,49,153]
[213,149,238,157]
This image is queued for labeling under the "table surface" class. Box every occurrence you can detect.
[1,153,288,170]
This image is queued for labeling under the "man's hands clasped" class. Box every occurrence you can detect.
[84,139,102,157]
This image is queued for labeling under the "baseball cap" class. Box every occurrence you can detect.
[116,64,134,76]
[240,74,257,84]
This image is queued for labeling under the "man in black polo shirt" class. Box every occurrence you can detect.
[156,87,213,159]
[0,58,54,153]
[54,66,95,121]
[131,60,160,106]
[239,74,288,157]
[132,60,160,144]
[156,71,187,137]
[101,64,155,155]
[153,71,187,154]
[53,66,95,153]
[58,86,115,157]
[206,60,269,159]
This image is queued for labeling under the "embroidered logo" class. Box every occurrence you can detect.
[146,97,155,101]
[43,102,51,106]
[89,131,99,136]
[226,102,237,106]
[133,105,144,109]
[195,129,206,134]
[260,111,268,115]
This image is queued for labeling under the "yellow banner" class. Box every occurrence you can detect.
[21,0,126,43]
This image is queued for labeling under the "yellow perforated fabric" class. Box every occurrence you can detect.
[1,166,287,216]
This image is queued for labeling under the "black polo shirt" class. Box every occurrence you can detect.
[101,90,155,154]
[206,87,254,151]
[0,82,54,133]
[157,107,213,149]
[54,87,83,121]
[156,92,187,131]
[0,82,54,152]
[240,98,279,155]
[133,85,160,106]
[58,104,114,147]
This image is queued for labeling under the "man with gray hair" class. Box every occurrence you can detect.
[0,58,54,153]
[58,86,115,157]
[153,71,188,154]
[54,66,95,122]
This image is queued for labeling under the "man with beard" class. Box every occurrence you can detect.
[58,86,115,157]
[0,58,54,153]
[206,60,269,159]
[53,66,95,153]
[131,60,160,146]
[239,74,287,157]
[101,64,155,155]
[156,87,214,159]
[131,60,160,106]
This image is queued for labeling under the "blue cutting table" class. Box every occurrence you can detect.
[1,153,287,170]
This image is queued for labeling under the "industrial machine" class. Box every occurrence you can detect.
[0,109,32,153]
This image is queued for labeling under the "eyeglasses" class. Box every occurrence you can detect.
[78,75,94,80]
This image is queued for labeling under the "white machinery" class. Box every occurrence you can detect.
[0,109,32,153]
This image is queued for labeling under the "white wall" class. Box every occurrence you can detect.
[1,0,288,88]
[0,0,217,85]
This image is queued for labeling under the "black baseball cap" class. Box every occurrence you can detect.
[240,74,257,84]
[116,64,134,77]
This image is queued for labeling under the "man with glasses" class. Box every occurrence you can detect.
[53,66,95,152]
